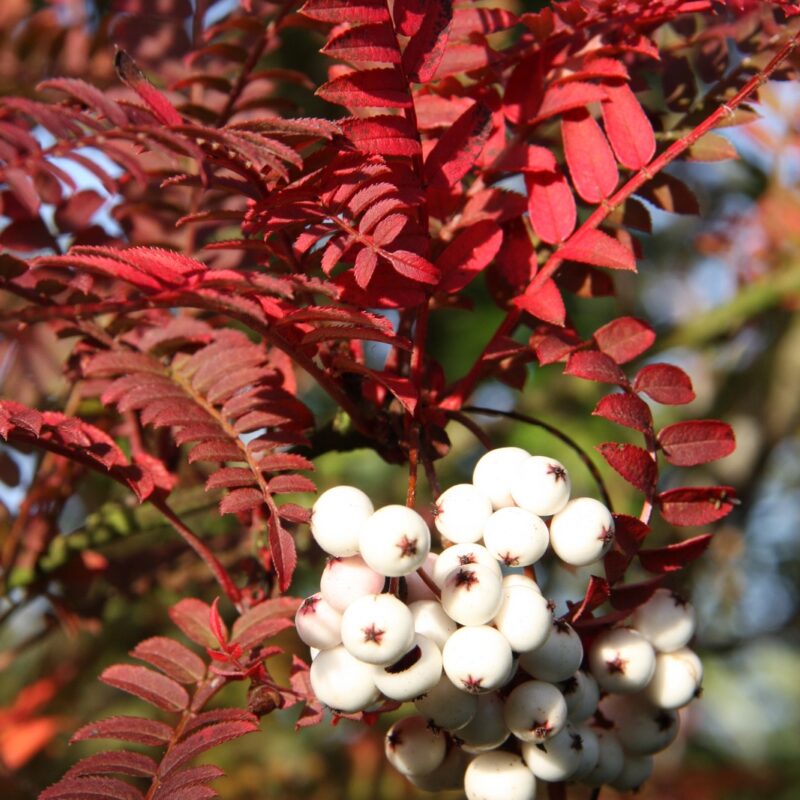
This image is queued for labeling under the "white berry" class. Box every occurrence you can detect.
[571,724,600,780]
[441,564,504,626]
[549,497,614,566]
[502,572,542,593]
[414,674,478,731]
[601,694,680,755]
[403,552,439,602]
[589,627,656,694]
[442,625,513,695]
[521,723,583,782]
[482,506,550,567]
[644,647,703,709]
[510,456,571,516]
[472,447,532,509]
[340,593,415,666]
[558,670,600,723]
[519,620,583,683]
[504,680,568,743]
[310,485,373,557]
[582,729,625,787]
[408,745,469,791]
[457,692,510,752]
[433,542,502,588]
[409,599,457,650]
[493,585,552,653]
[434,483,493,544]
[373,634,443,702]
[319,555,385,612]
[294,593,343,650]
[359,505,431,577]
[309,645,380,713]
[632,588,696,653]
[464,751,536,800]
[610,753,654,792]
[384,715,446,776]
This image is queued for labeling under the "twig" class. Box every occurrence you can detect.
[444,409,495,451]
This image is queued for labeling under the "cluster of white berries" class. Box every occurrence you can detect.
[295,447,703,799]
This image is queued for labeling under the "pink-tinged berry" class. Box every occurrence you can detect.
[548,497,614,566]
[632,588,696,653]
[403,552,439,602]
[319,555,385,612]
[294,592,343,650]
[384,715,447,777]
[464,751,536,800]
[472,447,531,509]
[441,563,504,626]
[340,593,415,666]
[504,680,568,743]
[482,506,549,567]
[309,645,380,713]
[358,505,431,577]
[510,456,572,516]
[310,485,373,557]
[588,627,656,694]
[434,483,493,544]
[442,625,513,695]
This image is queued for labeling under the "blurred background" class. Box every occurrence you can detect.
[1,1,799,798]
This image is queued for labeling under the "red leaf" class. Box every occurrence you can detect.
[300,0,390,23]
[340,115,420,156]
[424,101,492,188]
[609,576,665,610]
[564,351,627,385]
[601,82,656,170]
[593,393,653,434]
[593,317,655,363]
[219,488,264,515]
[205,468,257,491]
[65,751,158,779]
[603,513,651,583]
[402,0,453,82]
[385,250,439,284]
[633,363,696,405]
[525,168,576,244]
[559,229,636,271]
[267,474,317,494]
[158,719,260,778]
[538,82,606,121]
[100,665,189,713]
[232,597,301,650]
[269,515,297,592]
[317,68,410,108]
[639,534,713,574]
[436,220,503,293]
[657,485,737,526]
[54,190,105,232]
[115,50,181,127]
[322,23,401,64]
[597,443,657,494]
[514,278,565,326]
[130,637,206,684]
[40,776,144,800]
[657,420,736,466]
[567,575,610,622]
[71,716,173,747]
[562,109,619,203]
[637,172,699,215]
[169,599,218,648]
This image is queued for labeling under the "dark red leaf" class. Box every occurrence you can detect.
[657,420,736,466]
[597,442,657,494]
[637,172,699,215]
[514,278,565,326]
[100,665,189,713]
[593,392,653,434]
[130,637,206,684]
[152,765,224,798]
[317,68,411,108]
[181,709,259,738]
[65,751,157,779]
[604,513,651,583]
[402,0,453,82]
[300,0,390,24]
[559,229,636,271]
[593,317,655,363]
[54,190,105,232]
[269,515,297,592]
[267,474,317,494]
[219,488,264,515]
[633,363,696,405]
[71,716,173,747]
[564,351,627,385]
[205,468,257,491]
[436,220,503,293]
[158,787,217,800]
[657,485,737,526]
[639,534,713,574]
[525,168,576,245]
[169,599,218,648]
[115,50,182,127]
[601,82,656,170]
[232,597,301,650]
[40,776,144,800]
[567,576,610,622]
[321,23,401,64]
[424,101,492,189]
[562,108,619,203]
[609,576,665,610]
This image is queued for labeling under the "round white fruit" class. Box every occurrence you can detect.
[610,753,654,792]
[549,497,614,567]
[310,485,373,557]
[644,647,703,709]
[319,555,385,612]
[309,646,380,713]
[589,627,656,694]
[403,552,439,602]
[374,634,443,702]
[472,447,531,509]
[433,543,502,588]
[510,456,571,516]
[482,507,550,567]
[519,621,583,683]
[582,729,625,787]
[464,751,536,800]
[601,694,679,755]
[502,573,542,593]
[559,670,600,723]
[493,585,552,653]
[359,505,431,577]
[504,680,568,743]
[442,626,513,695]
[632,588,696,653]
[571,725,600,780]
[434,483,494,544]
[408,745,469,791]
[521,724,583,782]
[409,599,457,650]
[415,674,478,731]
[457,692,510,752]
[294,593,343,650]
[441,564,504,626]
[384,715,446,776]
[340,593,415,666]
